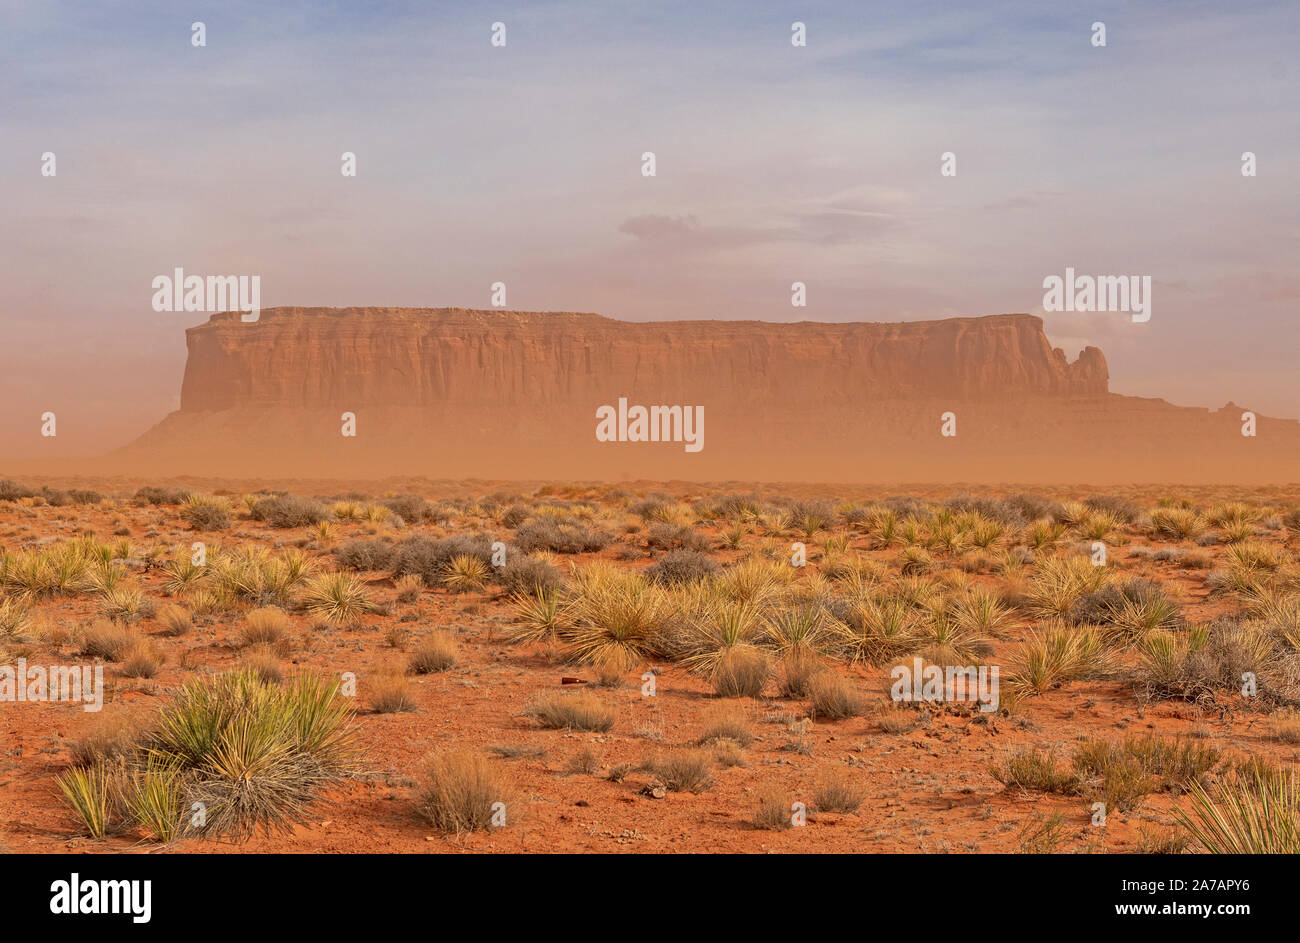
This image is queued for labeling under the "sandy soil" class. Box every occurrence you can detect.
[3,478,1299,854]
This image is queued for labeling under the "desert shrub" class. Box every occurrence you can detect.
[410,631,458,674]
[647,749,713,793]
[0,599,31,640]
[565,572,665,670]
[813,774,867,813]
[301,571,372,626]
[443,554,489,593]
[644,549,719,585]
[646,522,712,551]
[250,494,327,528]
[391,535,494,585]
[0,480,37,502]
[133,486,190,505]
[334,538,397,571]
[417,751,514,833]
[501,504,531,528]
[711,646,770,698]
[1136,619,1278,702]
[990,747,1079,793]
[514,517,611,554]
[239,607,290,647]
[145,670,358,839]
[1004,493,1065,525]
[788,499,836,537]
[1083,493,1141,523]
[1151,507,1208,540]
[381,494,430,523]
[181,495,231,531]
[807,671,864,719]
[526,691,615,731]
[498,554,563,596]
[752,787,794,830]
[79,619,136,660]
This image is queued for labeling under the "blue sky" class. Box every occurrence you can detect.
[2,0,1297,455]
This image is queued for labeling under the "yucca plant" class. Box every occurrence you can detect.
[0,598,31,640]
[833,595,918,665]
[128,762,186,842]
[301,571,372,626]
[1176,771,1300,853]
[761,604,832,658]
[55,763,117,838]
[565,577,665,670]
[681,599,762,677]
[509,588,570,644]
[442,554,489,593]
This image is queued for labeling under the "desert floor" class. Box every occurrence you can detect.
[3,477,1299,854]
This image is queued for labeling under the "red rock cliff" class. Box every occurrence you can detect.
[179,308,1108,412]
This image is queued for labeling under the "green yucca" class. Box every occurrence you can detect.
[128,763,186,842]
[510,589,570,644]
[566,578,665,670]
[301,571,372,626]
[56,763,116,838]
[834,595,917,665]
[442,554,489,593]
[762,605,832,657]
[0,598,31,639]
[1176,771,1300,854]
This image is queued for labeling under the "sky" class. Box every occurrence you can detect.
[2,0,1297,458]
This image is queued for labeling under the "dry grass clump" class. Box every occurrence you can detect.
[416,750,515,833]
[806,671,864,719]
[812,774,867,813]
[409,630,458,674]
[990,747,1079,794]
[1136,620,1281,702]
[155,603,192,637]
[646,749,714,793]
[697,706,753,746]
[526,691,615,731]
[752,787,795,830]
[241,644,283,685]
[78,619,136,661]
[118,639,164,678]
[1074,735,1220,811]
[710,645,770,698]
[368,668,418,713]
[70,714,143,767]
[239,606,291,647]
[1151,507,1208,540]
[393,573,424,603]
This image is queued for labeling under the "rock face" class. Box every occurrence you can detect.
[179,308,1108,410]
[116,307,1298,482]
